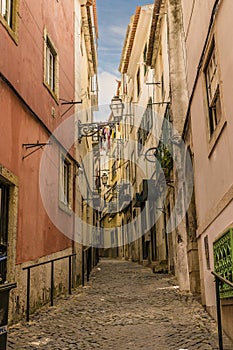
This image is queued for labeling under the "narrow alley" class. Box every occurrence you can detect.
[8,259,233,350]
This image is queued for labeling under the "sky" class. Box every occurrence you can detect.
[96,0,153,109]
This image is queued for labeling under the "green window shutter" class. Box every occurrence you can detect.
[213,228,233,298]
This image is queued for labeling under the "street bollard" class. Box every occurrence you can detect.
[0,282,17,350]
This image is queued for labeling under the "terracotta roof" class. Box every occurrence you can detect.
[81,0,98,38]
[81,3,98,75]
[118,24,131,73]
[146,0,162,66]
[119,6,141,74]
[92,0,98,39]
[86,5,97,73]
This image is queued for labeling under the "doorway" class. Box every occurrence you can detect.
[0,183,9,283]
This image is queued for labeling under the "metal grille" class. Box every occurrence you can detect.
[213,228,233,298]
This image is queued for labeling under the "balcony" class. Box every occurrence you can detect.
[119,193,131,212]
[213,228,233,298]
[139,179,158,202]
[133,180,158,208]
[133,193,144,207]
[107,201,118,218]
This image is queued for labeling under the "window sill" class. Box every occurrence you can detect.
[208,117,227,158]
[43,82,59,104]
[58,200,72,215]
[0,17,18,44]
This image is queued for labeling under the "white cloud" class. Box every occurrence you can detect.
[109,25,126,37]
[93,71,120,122]
[98,71,120,106]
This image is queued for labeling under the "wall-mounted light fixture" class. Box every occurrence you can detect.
[109,95,124,123]
[78,96,124,142]
[101,172,108,186]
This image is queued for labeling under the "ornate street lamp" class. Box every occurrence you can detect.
[77,95,124,142]
[110,96,124,123]
[101,172,108,186]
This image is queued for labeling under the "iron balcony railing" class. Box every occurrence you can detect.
[212,271,233,350]
[213,228,233,298]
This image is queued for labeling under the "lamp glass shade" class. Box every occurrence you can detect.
[110,96,123,122]
[101,173,108,185]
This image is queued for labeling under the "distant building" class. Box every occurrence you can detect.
[117,0,233,342]
[117,2,175,274]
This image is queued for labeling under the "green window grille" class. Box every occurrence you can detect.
[213,228,233,298]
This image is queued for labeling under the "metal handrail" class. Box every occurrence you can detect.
[211,271,233,350]
[23,253,76,322]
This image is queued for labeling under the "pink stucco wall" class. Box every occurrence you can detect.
[182,0,233,314]
[0,0,76,263]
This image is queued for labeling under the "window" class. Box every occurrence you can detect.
[129,99,134,130]
[46,38,56,91]
[205,40,222,136]
[136,68,141,98]
[44,32,58,98]
[60,157,71,208]
[0,0,13,27]
[123,73,127,94]
[161,73,165,101]
[213,228,233,298]
[130,151,136,183]
[146,97,153,131]
[63,161,69,204]
[63,160,70,205]
[143,44,147,76]
[137,128,143,156]
[0,0,18,41]
[137,99,153,153]
[90,74,97,93]
[111,160,117,180]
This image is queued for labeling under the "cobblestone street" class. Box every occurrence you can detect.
[8,259,233,350]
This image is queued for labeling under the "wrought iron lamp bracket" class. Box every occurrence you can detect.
[78,120,118,141]
[60,99,83,118]
[144,147,159,162]
[22,141,51,160]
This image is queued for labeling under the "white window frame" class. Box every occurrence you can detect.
[44,30,59,100]
[0,0,12,26]
[59,155,72,210]
[205,40,222,136]
[136,68,141,98]
[90,74,97,93]
[46,42,55,92]
[63,160,70,205]
[0,0,18,42]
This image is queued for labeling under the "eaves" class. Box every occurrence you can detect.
[146,0,164,67]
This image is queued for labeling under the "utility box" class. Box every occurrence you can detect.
[0,283,17,350]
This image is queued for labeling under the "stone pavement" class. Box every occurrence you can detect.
[8,259,233,350]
